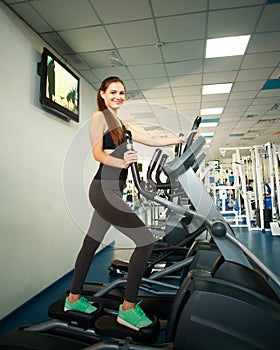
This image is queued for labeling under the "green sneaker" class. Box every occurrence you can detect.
[64,296,97,314]
[117,300,153,331]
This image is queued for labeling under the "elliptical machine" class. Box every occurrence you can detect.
[2,130,280,350]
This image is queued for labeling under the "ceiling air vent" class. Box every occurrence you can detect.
[257,118,277,124]
[246,114,257,119]
[247,129,261,133]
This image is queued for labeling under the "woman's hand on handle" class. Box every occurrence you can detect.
[123,150,138,168]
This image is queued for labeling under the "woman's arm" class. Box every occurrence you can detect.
[89,112,137,168]
[127,124,188,147]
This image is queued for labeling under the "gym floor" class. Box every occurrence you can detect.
[0,226,279,339]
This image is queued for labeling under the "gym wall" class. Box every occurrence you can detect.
[0,2,99,319]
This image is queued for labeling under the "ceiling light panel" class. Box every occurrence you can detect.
[206,35,251,58]
[202,83,232,95]
[200,107,224,115]
[200,122,219,128]
[200,132,215,137]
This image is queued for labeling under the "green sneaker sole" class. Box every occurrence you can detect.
[117,316,140,331]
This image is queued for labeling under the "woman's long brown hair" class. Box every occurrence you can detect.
[97,76,125,147]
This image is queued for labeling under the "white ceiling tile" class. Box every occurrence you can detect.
[204,57,243,73]
[124,102,153,113]
[227,99,253,107]
[246,106,268,113]
[122,80,139,91]
[156,13,207,42]
[91,66,131,81]
[106,20,157,47]
[229,91,258,99]
[232,80,266,92]
[40,32,73,55]
[247,32,280,53]
[162,40,204,62]
[201,101,226,109]
[257,90,280,98]
[152,0,207,16]
[146,97,175,105]
[223,105,248,112]
[203,71,238,84]
[209,0,264,10]
[242,52,280,69]
[79,70,99,84]
[135,78,170,89]
[220,114,241,120]
[3,0,25,3]
[252,97,279,107]
[172,86,201,96]
[166,60,203,76]
[256,4,280,32]
[143,88,172,98]
[265,110,280,118]
[207,6,262,37]
[59,27,114,52]
[128,64,166,79]
[63,54,89,71]
[31,0,100,30]
[11,3,52,33]
[118,46,162,65]
[90,0,152,23]
[177,105,201,114]
[260,113,280,120]
[175,95,201,104]
[236,67,274,81]
[219,122,239,129]
[170,75,202,87]
[79,51,114,68]
[202,94,229,103]
[177,102,201,109]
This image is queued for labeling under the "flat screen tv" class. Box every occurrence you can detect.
[38,47,80,122]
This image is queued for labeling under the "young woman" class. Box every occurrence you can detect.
[64,76,189,331]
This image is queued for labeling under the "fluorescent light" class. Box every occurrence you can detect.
[200,108,223,115]
[202,83,233,95]
[200,132,214,138]
[206,35,250,58]
[200,122,218,128]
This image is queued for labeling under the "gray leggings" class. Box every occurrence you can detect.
[70,179,155,303]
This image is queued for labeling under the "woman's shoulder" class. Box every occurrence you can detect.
[91,110,105,121]
[89,111,107,135]
[89,111,106,127]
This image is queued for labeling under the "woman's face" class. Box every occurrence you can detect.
[100,81,126,111]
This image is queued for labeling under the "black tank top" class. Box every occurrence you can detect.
[102,130,115,150]
[94,130,128,181]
